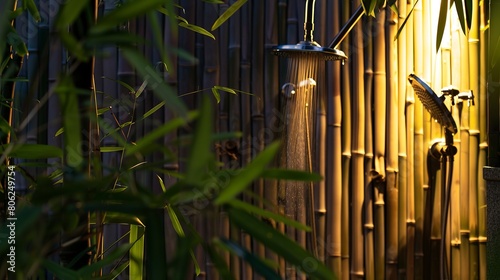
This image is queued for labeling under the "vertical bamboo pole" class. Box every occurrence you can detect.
[264,0,282,277]
[397,0,408,278]
[386,5,399,280]
[341,2,352,278]
[351,1,365,277]
[477,1,488,278]
[456,8,471,279]
[468,1,480,278]
[412,2,424,280]
[373,7,387,280]
[325,0,343,277]
[363,15,375,280]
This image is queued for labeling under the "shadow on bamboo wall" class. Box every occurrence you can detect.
[13,0,488,279]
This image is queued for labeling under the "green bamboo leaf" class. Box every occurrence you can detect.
[211,0,248,31]
[228,207,336,280]
[122,48,188,117]
[214,141,280,205]
[1,144,63,159]
[213,85,237,94]
[129,225,145,280]
[142,101,165,120]
[56,76,82,167]
[361,0,377,17]
[179,21,215,39]
[135,79,148,98]
[215,238,281,279]
[185,96,213,184]
[125,112,197,156]
[79,242,136,277]
[100,146,125,152]
[91,212,144,225]
[260,168,323,182]
[6,27,28,56]
[436,0,450,51]
[211,87,221,103]
[452,0,467,34]
[0,116,12,135]
[43,260,82,279]
[166,204,185,236]
[24,0,41,22]
[91,0,164,33]
[394,0,419,41]
[102,76,135,94]
[228,199,311,231]
[55,0,90,28]
[97,107,110,115]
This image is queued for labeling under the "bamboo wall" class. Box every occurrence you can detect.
[15,0,490,279]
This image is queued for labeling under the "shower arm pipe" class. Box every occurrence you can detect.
[304,0,316,42]
[328,4,365,49]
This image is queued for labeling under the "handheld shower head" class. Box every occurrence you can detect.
[408,74,457,134]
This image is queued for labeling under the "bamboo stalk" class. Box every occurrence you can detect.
[467,1,480,279]
[397,1,408,278]
[325,0,343,276]
[351,2,365,276]
[264,0,282,277]
[340,3,352,279]
[363,15,375,280]
[477,1,488,278]
[412,2,424,280]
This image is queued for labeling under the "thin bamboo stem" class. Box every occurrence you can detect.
[363,15,374,279]
[341,3,352,279]
[351,2,365,276]
[397,1,408,279]
[478,1,488,279]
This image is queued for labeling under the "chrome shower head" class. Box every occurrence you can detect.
[273,40,347,61]
[408,74,457,134]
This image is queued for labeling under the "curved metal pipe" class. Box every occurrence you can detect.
[304,0,316,42]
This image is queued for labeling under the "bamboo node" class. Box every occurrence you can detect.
[469,237,480,243]
[451,239,461,246]
[406,219,416,225]
[460,230,471,235]
[315,209,327,215]
[478,236,487,243]
[364,223,374,229]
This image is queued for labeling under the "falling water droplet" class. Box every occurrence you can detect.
[341,60,345,66]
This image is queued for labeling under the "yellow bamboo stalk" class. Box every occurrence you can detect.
[363,15,375,280]
[325,0,343,276]
[341,3,352,279]
[468,1,481,279]
[397,0,408,278]
[382,5,398,279]
[412,2,425,279]
[477,1,488,279]
[351,7,365,277]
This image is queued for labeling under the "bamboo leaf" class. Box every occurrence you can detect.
[6,27,28,56]
[179,21,215,40]
[215,238,281,279]
[129,225,145,279]
[211,0,248,30]
[56,76,83,167]
[91,0,164,33]
[122,48,188,117]
[43,260,82,279]
[228,207,336,280]
[260,168,323,182]
[24,0,41,22]
[452,0,467,34]
[55,0,90,29]
[436,0,450,51]
[213,85,237,94]
[125,112,197,156]
[214,141,280,205]
[142,101,165,120]
[79,242,136,276]
[211,87,221,103]
[100,146,125,152]
[166,204,185,236]
[1,144,63,159]
[394,0,419,41]
[228,199,311,231]
[185,96,213,184]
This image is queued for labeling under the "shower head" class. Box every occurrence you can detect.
[408,74,457,134]
[273,40,347,61]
